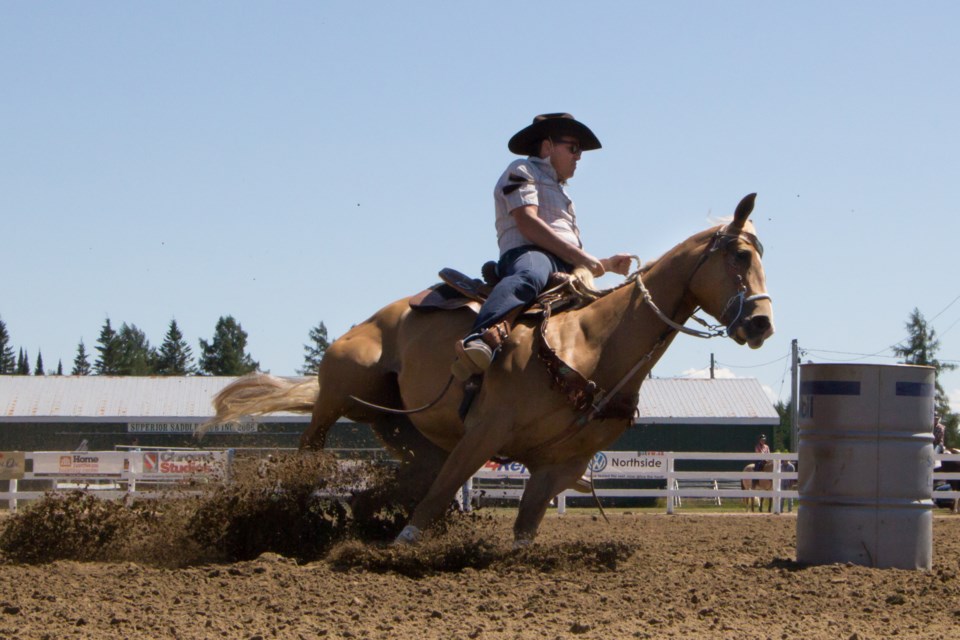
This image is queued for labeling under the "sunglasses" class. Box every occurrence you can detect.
[551,138,582,154]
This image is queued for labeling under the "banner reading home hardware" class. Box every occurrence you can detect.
[33,452,127,477]
[476,451,666,480]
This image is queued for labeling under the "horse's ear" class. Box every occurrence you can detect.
[730,193,757,230]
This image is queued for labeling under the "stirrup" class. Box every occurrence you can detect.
[452,340,488,381]
[461,337,494,370]
[451,324,505,381]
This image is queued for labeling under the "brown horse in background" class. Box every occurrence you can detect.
[742,460,796,512]
[207,194,774,546]
[742,461,772,512]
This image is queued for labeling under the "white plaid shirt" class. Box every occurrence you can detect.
[493,156,582,255]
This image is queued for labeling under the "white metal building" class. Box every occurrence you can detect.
[0,375,779,452]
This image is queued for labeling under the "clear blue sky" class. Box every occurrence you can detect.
[3,2,959,411]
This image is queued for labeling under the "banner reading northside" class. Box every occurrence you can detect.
[475,451,666,480]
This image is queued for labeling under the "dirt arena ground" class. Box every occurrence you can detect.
[1,509,959,640]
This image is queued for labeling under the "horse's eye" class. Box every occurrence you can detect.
[736,249,752,264]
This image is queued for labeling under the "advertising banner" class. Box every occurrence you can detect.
[0,451,26,480]
[587,451,666,479]
[128,422,257,434]
[475,451,667,480]
[475,459,530,479]
[32,452,127,477]
[129,450,230,480]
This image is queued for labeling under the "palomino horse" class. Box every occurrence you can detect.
[741,460,796,512]
[208,194,774,546]
[741,461,772,512]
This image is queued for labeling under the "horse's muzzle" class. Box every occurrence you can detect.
[729,305,774,349]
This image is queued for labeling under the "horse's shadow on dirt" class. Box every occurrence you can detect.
[328,538,637,578]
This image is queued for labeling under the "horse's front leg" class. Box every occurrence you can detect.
[512,459,590,547]
[394,412,513,544]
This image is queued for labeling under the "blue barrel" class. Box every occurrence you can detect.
[796,363,934,569]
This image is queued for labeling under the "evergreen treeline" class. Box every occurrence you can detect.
[0,314,333,377]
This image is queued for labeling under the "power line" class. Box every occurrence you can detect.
[802,347,959,366]
[929,294,960,323]
[803,347,898,359]
[938,314,960,339]
[715,351,790,369]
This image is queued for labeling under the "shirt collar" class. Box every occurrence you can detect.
[528,155,562,184]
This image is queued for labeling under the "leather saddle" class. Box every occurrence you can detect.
[407,262,637,423]
[408,263,498,312]
[409,262,580,314]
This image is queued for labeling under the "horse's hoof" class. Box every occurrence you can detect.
[392,525,423,546]
[512,536,535,550]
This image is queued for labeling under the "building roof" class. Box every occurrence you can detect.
[0,376,308,423]
[0,375,778,425]
[635,378,779,425]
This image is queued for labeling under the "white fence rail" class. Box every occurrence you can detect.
[3,450,959,514]
[466,451,960,514]
[0,449,233,511]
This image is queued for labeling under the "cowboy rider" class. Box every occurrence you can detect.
[754,433,770,477]
[452,113,633,380]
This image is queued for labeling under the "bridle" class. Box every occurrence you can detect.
[635,226,771,340]
[564,225,771,426]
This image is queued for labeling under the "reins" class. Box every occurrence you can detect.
[635,275,726,339]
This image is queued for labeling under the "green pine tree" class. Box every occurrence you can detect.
[94,318,122,375]
[56,360,63,375]
[16,348,30,375]
[0,317,15,374]
[198,316,260,376]
[773,400,792,452]
[34,351,44,376]
[298,321,331,376]
[893,307,958,445]
[116,323,156,375]
[155,319,195,375]
[72,340,92,375]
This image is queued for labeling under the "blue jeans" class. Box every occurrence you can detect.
[470,245,572,334]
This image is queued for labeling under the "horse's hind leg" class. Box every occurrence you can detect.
[299,323,396,450]
[370,415,449,512]
[513,460,588,546]
[350,415,449,538]
[300,392,347,450]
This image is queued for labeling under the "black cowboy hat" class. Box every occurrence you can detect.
[508,113,602,156]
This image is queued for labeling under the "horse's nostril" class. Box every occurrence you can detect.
[749,316,771,333]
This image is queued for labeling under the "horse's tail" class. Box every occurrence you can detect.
[197,373,320,437]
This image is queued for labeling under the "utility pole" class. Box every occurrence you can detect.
[710,353,715,379]
[790,339,800,451]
